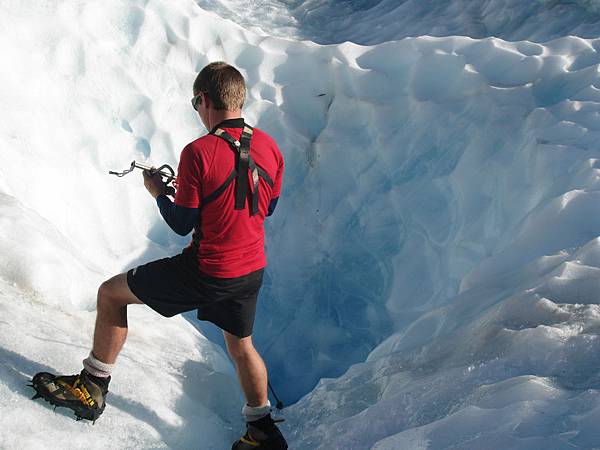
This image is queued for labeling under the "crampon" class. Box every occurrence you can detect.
[29,370,109,424]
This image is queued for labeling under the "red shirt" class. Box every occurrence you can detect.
[175,119,284,278]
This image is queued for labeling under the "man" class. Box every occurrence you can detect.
[31,62,287,450]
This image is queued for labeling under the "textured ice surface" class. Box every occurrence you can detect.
[195,0,600,44]
[1,0,600,449]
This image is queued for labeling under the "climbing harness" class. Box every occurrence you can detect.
[203,121,274,215]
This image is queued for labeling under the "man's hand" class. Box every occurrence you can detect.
[143,169,168,199]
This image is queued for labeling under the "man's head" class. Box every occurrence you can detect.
[192,62,246,112]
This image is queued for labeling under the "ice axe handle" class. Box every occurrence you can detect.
[109,161,178,197]
[151,164,177,197]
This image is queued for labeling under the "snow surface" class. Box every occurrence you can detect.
[1,0,600,449]
[195,0,600,45]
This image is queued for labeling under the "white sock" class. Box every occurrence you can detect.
[242,401,271,423]
[82,351,114,378]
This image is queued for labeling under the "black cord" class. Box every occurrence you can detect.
[268,380,284,410]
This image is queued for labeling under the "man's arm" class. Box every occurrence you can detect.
[156,194,199,236]
[267,148,284,217]
[143,170,199,236]
[267,197,279,216]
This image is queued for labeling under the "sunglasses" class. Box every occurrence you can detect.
[191,92,205,111]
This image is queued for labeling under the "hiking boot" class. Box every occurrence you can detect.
[30,369,109,423]
[232,414,288,450]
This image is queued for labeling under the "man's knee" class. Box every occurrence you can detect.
[97,279,118,309]
[97,274,139,309]
[225,334,255,362]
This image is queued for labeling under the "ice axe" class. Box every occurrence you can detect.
[109,160,177,196]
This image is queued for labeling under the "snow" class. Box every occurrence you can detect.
[1,0,600,449]
[195,0,600,45]
[0,277,242,449]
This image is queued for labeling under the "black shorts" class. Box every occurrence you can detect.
[126,252,264,338]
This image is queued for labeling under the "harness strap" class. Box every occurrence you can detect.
[203,169,237,205]
[207,123,273,215]
[237,125,253,211]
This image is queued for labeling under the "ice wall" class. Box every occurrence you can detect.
[3,0,600,404]
[259,34,600,403]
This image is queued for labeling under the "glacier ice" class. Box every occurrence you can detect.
[1,0,600,449]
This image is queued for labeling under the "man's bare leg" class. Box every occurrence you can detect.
[91,273,143,364]
[30,272,143,417]
[223,331,268,407]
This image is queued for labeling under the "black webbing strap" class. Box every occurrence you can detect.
[207,122,273,215]
[256,165,274,187]
[202,169,237,206]
[236,126,253,211]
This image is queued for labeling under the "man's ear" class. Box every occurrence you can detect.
[202,92,210,108]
